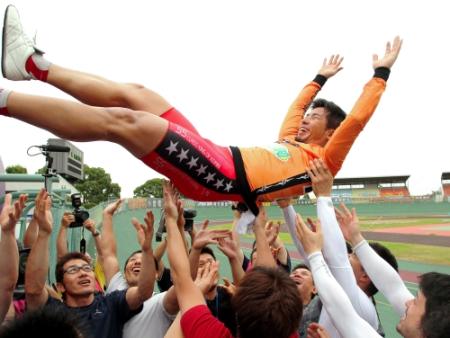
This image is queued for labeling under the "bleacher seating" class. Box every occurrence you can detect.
[380,187,410,197]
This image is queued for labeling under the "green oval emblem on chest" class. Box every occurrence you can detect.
[263,143,291,162]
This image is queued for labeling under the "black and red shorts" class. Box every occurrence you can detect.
[140,108,244,202]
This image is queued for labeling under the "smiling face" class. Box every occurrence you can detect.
[58,258,96,298]
[124,252,142,287]
[396,292,426,338]
[295,107,334,146]
[290,267,316,305]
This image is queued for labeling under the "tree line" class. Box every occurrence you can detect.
[4,164,163,209]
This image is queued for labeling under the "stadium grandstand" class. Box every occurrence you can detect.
[331,175,410,203]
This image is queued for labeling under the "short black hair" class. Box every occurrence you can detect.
[200,246,216,261]
[366,242,398,296]
[55,252,91,284]
[123,250,142,271]
[311,98,346,129]
[419,272,450,338]
[292,263,310,272]
[0,306,89,338]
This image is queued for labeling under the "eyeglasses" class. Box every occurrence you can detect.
[63,264,93,275]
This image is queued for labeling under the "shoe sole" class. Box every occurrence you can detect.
[1,5,12,78]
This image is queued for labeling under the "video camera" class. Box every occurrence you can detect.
[155,208,197,241]
[69,193,90,227]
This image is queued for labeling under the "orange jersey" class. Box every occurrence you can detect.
[239,76,387,202]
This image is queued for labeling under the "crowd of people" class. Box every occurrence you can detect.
[0,4,449,338]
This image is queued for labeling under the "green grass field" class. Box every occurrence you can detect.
[210,220,450,266]
[359,217,450,230]
[375,241,450,265]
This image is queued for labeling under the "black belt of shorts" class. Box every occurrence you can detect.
[229,146,259,216]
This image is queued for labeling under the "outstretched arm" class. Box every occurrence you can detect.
[271,226,289,267]
[308,159,371,318]
[154,238,167,275]
[278,199,309,266]
[125,211,156,310]
[324,37,402,175]
[56,212,74,261]
[336,203,413,316]
[0,194,27,322]
[253,207,277,268]
[279,55,343,140]
[25,189,52,310]
[22,214,38,248]
[83,219,103,258]
[295,213,380,338]
[217,231,245,284]
[164,313,184,338]
[188,221,229,279]
[164,181,205,313]
[98,199,122,284]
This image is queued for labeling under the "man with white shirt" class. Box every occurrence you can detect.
[99,200,179,338]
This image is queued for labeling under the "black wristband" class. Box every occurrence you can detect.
[374,67,390,81]
[92,231,100,237]
[313,74,327,87]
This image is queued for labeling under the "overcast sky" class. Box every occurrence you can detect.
[1,0,449,197]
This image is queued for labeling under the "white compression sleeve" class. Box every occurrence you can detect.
[353,240,414,316]
[309,252,381,338]
[282,205,309,266]
[317,197,378,330]
[317,197,349,268]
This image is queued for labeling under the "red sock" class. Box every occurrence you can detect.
[0,107,9,116]
[0,88,11,116]
[25,55,49,81]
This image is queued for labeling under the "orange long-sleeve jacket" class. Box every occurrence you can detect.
[238,74,387,202]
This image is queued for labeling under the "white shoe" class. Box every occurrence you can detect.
[2,5,41,81]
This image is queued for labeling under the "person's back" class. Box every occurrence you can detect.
[181,266,302,338]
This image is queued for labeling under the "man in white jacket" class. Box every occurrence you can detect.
[295,194,450,338]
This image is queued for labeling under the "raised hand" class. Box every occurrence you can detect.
[334,203,363,245]
[132,210,154,252]
[264,221,280,247]
[307,158,333,197]
[222,277,236,296]
[295,213,323,255]
[192,220,230,250]
[0,193,27,232]
[318,54,344,79]
[176,199,185,230]
[60,212,75,228]
[372,36,402,70]
[103,199,123,216]
[194,261,220,295]
[217,231,240,260]
[83,219,97,235]
[163,181,179,222]
[33,189,53,235]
